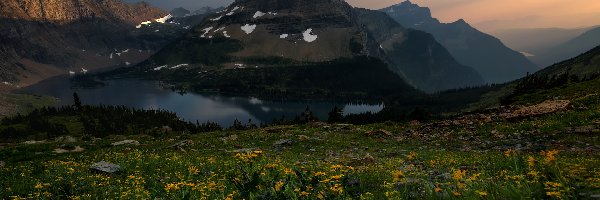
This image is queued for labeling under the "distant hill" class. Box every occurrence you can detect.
[381,1,539,84]
[530,27,600,68]
[491,27,593,57]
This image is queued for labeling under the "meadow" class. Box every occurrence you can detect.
[1,94,600,199]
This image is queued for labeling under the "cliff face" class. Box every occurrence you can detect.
[0,0,168,85]
[0,0,166,25]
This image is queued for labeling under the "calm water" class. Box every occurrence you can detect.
[18,76,384,126]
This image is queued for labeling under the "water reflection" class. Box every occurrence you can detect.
[18,77,384,126]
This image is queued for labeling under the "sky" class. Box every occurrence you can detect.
[126,0,600,31]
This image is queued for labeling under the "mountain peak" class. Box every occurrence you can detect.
[0,0,167,26]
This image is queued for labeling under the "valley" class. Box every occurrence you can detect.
[0,0,599,199]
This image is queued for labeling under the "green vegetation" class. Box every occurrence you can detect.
[0,93,56,117]
[149,37,243,66]
[118,56,419,100]
[1,93,600,199]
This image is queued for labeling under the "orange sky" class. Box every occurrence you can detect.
[346,0,600,31]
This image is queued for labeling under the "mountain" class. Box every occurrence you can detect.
[170,7,191,17]
[491,27,594,57]
[529,27,600,68]
[0,0,170,86]
[381,1,539,84]
[126,0,484,94]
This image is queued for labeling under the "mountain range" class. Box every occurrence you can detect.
[380,1,539,84]
[127,0,484,93]
[0,0,169,86]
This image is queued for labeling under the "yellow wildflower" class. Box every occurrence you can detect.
[540,150,559,163]
[330,184,344,194]
[188,166,200,175]
[452,169,467,181]
[407,151,417,160]
[452,191,461,196]
[392,170,404,182]
[314,171,326,176]
[300,191,310,197]
[274,181,284,192]
[331,174,344,180]
[527,156,536,168]
[34,183,44,189]
[476,190,488,197]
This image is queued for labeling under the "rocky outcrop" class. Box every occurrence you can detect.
[0,0,169,84]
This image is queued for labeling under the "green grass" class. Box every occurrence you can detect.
[0,93,56,116]
[1,95,600,199]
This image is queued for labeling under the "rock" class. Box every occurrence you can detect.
[565,126,600,134]
[298,135,310,141]
[55,136,77,143]
[23,140,46,145]
[170,140,193,151]
[111,140,140,146]
[367,129,393,137]
[53,145,85,154]
[273,139,293,147]
[90,161,121,173]
[0,161,5,167]
[220,135,238,143]
[230,148,258,153]
[362,153,375,163]
[504,100,570,119]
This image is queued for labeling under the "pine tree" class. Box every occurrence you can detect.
[73,92,82,110]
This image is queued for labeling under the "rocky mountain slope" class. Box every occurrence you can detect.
[130,0,484,93]
[381,1,539,84]
[0,0,170,87]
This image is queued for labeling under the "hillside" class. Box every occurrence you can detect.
[381,1,538,84]
[0,0,170,86]
[120,0,484,94]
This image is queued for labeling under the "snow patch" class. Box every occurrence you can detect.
[171,64,189,69]
[109,53,113,59]
[280,34,289,39]
[303,28,318,42]
[116,53,122,56]
[183,26,191,29]
[253,11,266,18]
[69,71,75,75]
[223,31,231,38]
[153,65,168,71]
[155,14,172,23]
[81,68,88,74]
[125,62,131,66]
[241,24,256,34]
[211,15,223,21]
[214,27,226,32]
[201,27,214,38]
[136,14,172,28]
[122,49,129,53]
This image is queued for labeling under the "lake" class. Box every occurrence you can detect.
[18,76,384,126]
